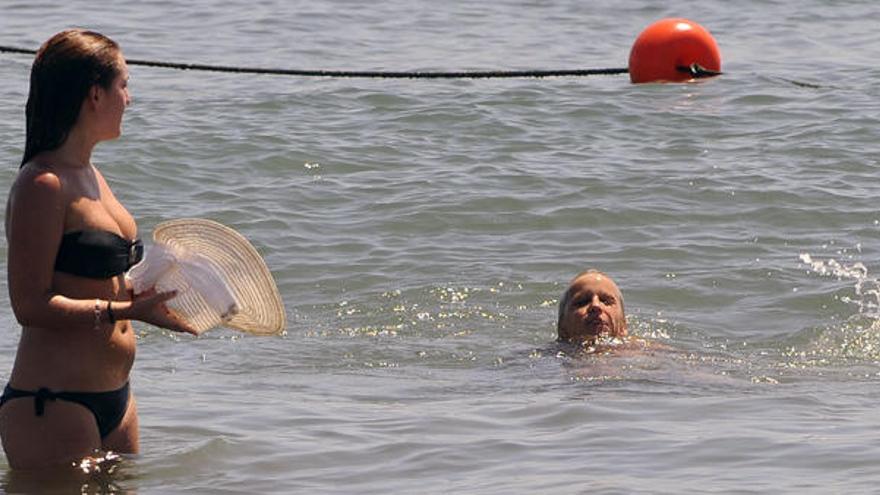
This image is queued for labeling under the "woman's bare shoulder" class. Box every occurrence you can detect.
[14,162,64,193]
[7,163,66,231]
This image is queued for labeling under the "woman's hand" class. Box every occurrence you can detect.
[125,288,198,335]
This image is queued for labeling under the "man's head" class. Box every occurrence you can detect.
[557,270,627,342]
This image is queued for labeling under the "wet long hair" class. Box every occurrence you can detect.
[21,29,121,167]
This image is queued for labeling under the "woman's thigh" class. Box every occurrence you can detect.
[102,392,139,454]
[0,398,102,469]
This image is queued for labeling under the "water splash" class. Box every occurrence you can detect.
[799,252,880,318]
[1,450,126,494]
[75,450,122,475]
[793,253,880,367]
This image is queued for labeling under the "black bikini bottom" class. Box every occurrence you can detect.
[0,382,130,439]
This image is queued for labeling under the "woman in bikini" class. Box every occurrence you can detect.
[0,29,196,469]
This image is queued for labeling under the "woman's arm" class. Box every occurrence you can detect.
[7,169,196,334]
[113,288,197,334]
[5,168,93,328]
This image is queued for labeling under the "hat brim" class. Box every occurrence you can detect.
[153,218,286,335]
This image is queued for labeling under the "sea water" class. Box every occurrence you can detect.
[1,0,879,492]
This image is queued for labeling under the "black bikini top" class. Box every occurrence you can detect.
[53,230,144,279]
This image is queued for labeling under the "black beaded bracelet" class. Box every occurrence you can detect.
[106,299,116,324]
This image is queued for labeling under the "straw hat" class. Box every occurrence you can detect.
[149,218,286,335]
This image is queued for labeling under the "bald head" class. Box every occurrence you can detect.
[557,270,627,342]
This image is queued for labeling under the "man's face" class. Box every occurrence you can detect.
[558,273,627,341]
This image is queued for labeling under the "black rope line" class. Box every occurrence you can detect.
[0,45,627,78]
[0,46,34,55]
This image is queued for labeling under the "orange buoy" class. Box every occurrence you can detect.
[628,18,721,84]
